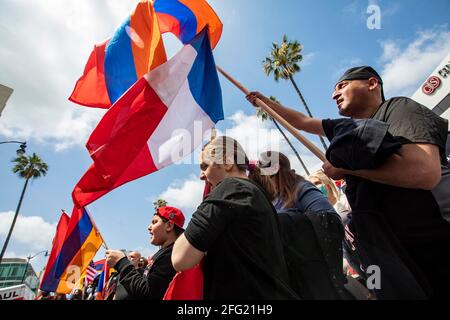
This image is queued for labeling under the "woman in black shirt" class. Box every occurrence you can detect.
[172,136,298,300]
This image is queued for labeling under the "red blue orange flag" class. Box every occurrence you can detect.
[39,211,70,292]
[48,207,104,294]
[69,0,222,110]
[69,0,167,109]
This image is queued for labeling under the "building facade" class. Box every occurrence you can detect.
[0,258,39,292]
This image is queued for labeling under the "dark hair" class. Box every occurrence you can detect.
[259,151,306,209]
[159,215,184,236]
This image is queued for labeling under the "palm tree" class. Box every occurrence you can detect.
[153,198,168,211]
[263,34,328,151]
[0,153,48,264]
[257,96,310,175]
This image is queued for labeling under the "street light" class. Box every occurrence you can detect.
[0,140,27,156]
[21,250,49,285]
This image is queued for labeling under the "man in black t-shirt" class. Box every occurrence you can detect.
[247,66,450,299]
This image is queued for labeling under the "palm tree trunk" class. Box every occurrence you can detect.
[272,119,310,175]
[287,74,329,151]
[0,178,30,264]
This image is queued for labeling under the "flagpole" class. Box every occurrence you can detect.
[83,207,109,250]
[216,66,326,162]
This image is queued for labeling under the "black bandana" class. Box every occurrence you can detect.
[337,66,385,101]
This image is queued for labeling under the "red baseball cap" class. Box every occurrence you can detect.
[157,206,185,229]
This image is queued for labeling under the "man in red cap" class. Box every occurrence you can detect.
[105,206,185,299]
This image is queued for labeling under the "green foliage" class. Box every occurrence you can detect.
[11,153,48,180]
[153,198,168,211]
[262,34,303,82]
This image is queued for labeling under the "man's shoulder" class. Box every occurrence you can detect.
[373,96,440,122]
[379,96,429,113]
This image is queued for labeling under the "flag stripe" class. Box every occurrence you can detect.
[39,212,70,292]
[68,40,111,108]
[154,0,222,49]
[148,80,215,170]
[42,210,93,291]
[187,30,223,122]
[131,1,167,77]
[105,17,138,104]
[56,227,103,293]
[143,31,220,170]
[155,0,197,43]
[89,78,168,178]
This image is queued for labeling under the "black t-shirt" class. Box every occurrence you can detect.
[184,177,297,300]
[446,132,450,165]
[322,97,450,297]
[371,97,448,165]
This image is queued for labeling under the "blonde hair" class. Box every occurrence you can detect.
[307,170,339,205]
[202,136,275,199]
[202,136,248,170]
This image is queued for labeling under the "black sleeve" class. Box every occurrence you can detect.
[115,254,175,300]
[383,97,448,149]
[322,119,345,142]
[184,179,251,252]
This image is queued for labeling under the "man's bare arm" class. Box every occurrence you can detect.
[247,92,325,136]
[171,234,204,271]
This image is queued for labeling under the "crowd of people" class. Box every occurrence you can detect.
[38,66,449,300]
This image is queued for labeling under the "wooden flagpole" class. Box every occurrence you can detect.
[216,66,326,162]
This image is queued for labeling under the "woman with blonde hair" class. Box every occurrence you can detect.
[172,136,298,300]
[308,170,351,220]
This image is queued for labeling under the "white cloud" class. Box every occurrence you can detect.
[301,52,317,67]
[0,211,56,251]
[224,110,321,175]
[0,0,129,151]
[380,26,450,97]
[155,174,205,211]
[225,110,285,160]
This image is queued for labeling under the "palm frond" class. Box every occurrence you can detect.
[11,153,48,180]
[263,34,304,82]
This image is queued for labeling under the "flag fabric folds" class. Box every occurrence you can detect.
[95,263,111,300]
[69,0,167,108]
[163,263,203,300]
[43,207,104,294]
[39,211,70,292]
[72,29,223,208]
[154,0,222,49]
[69,0,222,109]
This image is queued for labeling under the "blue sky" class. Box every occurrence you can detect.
[0,0,449,275]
